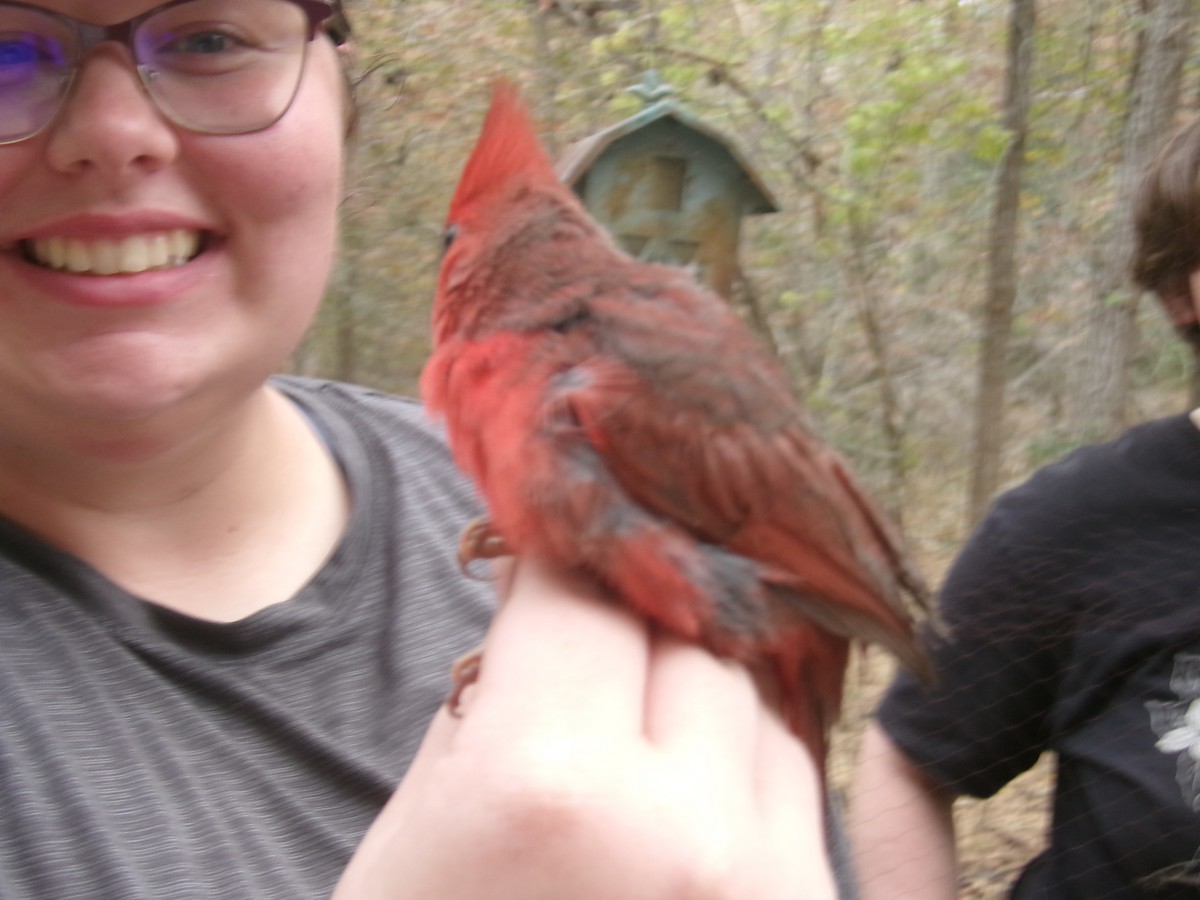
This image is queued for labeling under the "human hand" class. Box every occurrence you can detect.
[333,557,834,900]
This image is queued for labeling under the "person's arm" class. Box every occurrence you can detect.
[849,721,958,900]
[334,557,834,900]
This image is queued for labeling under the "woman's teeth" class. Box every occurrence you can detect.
[25,230,201,275]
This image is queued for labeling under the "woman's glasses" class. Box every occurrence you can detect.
[0,0,342,145]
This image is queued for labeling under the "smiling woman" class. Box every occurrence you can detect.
[0,1,488,896]
[0,0,348,422]
[0,3,836,899]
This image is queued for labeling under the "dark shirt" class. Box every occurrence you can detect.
[880,413,1200,898]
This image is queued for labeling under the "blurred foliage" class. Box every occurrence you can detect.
[293,0,1199,558]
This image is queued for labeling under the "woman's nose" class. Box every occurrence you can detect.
[43,46,180,176]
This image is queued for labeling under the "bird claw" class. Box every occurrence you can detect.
[445,647,484,717]
[458,516,510,580]
[446,518,504,712]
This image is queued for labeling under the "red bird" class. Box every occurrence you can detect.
[420,82,929,764]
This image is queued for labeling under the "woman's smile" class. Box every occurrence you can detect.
[23,229,204,275]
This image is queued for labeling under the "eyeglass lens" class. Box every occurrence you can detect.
[0,0,316,144]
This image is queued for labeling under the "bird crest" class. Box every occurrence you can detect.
[448,80,560,222]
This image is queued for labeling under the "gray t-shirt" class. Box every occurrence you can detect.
[0,377,494,898]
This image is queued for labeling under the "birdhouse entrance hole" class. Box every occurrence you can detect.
[646,156,687,212]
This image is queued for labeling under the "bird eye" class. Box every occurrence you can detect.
[442,223,459,255]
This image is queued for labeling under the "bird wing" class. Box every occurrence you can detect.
[554,276,929,668]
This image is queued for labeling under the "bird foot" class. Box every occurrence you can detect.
[457,516,510,579]
[445,647,484,717]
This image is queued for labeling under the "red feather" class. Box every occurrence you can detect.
[421,81,930,765]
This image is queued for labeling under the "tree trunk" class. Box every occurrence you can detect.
[1070,0,1196,442]
[842,216,908,524]
[967,0,1036,527]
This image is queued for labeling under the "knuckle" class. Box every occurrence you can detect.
[478,739,609,840]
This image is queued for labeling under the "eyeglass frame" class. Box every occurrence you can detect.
[0,0,347,145]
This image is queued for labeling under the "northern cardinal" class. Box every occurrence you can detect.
[420,82,929,764]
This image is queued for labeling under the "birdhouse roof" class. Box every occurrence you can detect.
[556,99,780,215]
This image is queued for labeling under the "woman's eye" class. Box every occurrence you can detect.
[175,31,240,54]
[159,28,249,56]
[0,39,35,65]
[144,26,259,76]
[0,33,63,67]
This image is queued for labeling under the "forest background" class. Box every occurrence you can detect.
[295,1,1200,895]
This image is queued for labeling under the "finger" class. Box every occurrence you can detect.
[490,557,515,601]
[643,631,759,771]
[407,705,463,774]
[460,557,652,742]
[752,703,830,868]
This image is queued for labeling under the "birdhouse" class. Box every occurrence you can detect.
[556,72,779,300]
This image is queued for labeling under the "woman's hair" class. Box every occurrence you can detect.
[1132,115,1200,352]
[326,0,359,138]
[327,0,353,46]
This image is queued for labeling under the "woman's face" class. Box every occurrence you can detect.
[0,0,345,457]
